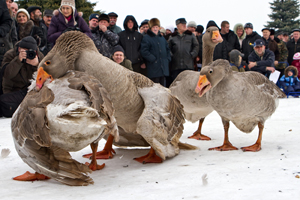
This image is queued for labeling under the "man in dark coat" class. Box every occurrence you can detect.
[168,18,199,81]
[248,39,275,78]
[141,18,171,87]
[91,14,119,58]
[0,36,44,117]
[242,23,261,63]
[220,20,240,60]
[286,29,300,65]
[118,15,146,76]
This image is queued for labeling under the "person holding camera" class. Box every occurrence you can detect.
[0,36,44,118]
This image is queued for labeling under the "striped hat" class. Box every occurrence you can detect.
[293,52,300,60]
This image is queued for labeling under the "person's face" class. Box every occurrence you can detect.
[112,51,125,64]
[61,5,72,17]
[262,30,270,39]
[109,16,117,26]
[293,31,300,40]
[151,25,160,35]
[10,2,18,17]
[6,0,12,10]
[254,45,265,56]
[141,24,149,33]
[187,26,196,33]
[245,28,253,35]
[222,24,230,33]
[166,29,171,35]
[32,9,42,21]
[43,15,52,26]
[99,20,109,27]
[89,18,98,29]
[283,35,289,42]
[277,34,283,40]
[17,12,28,24]
[288,71,293,77]
[236,28,243,37]
[177,23,187,33]
[270,35,274,40]
[127,20,134,29]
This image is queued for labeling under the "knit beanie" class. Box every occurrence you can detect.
[16,8,30,21]
[165,25,174,33]
[140,19,149,28]
[187,21,197,29]
[113,45,125,55]
[293,52,300,60]
[18,36,37,50]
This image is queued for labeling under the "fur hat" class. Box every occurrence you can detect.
[16,8,30,20]
[284,65,298,77]
[148,18,160,28]
[293,52,300,60]
[187,21,197,28]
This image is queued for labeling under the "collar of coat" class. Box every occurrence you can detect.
[171,30,193,37]
[146,29,162,37]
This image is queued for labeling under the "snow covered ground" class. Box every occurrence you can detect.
[0,98,299,200]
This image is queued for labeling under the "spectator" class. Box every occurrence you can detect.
[118,15,146,76]
[108,12,122,34]
[195,25,204,36]
[229,49,248,72]
[261,28,279,63]
[47,0,92,44]
[286,29,300,65]
[27,6,47,52]
[10,2,18,18]
[164,25,174,40]
[272,30,288,78]
[220,20,240,59]
[15,9,44,49]
[168,18,199,81]
[187,21,197,36]
[248,39,275,78]
[233,23,246,49]
[241,22,261,63]
[88,13,99,30]
[160,27,166,37]
[291,52,300,79]
[91,13,119,58]
[0,36,44,117]
[141,18,171,86]
[111,45,133,71]
[277,31,283,41]
[41,9,54,56]
[282,32,289,44]
[139,19,149,35]
[279,65,300,93]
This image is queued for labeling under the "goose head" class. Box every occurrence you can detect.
[36,67,54,91]
[195,59,231,97]
[202,26,223,47]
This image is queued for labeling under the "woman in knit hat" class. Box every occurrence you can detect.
[15,8,44,46]
[47,0,92,44]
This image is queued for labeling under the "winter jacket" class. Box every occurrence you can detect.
[110,57,133,71]
[233,23,246,49]
[279,65,300,92]
[213,42,227,60]
[1,45,44,94]
[31,19,47,50]
[168,30,199,71]
[108,24,122,34]
[286,38,300,65]
[92,27,119,58]
[230,63,246,72]
[248,49,275,77]
[141,29,171,79]
[40,20,53,56]
[242,31,261,62]
[118,15,143,65]
[262,37,279,60]
[221,30,240,57]
[0,1,12,38]
[16,20,44,48]
[275,40,288,70]
[47,11,92,44]
[291,60,300,79]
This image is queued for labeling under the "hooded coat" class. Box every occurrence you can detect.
[279,65,300,93]
[140,29,171,79]
[233,23,246,48]
[47,10,92,44]
[118,15,143,65]
[242,31,262,62]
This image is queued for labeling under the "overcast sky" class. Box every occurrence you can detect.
[91,0,273,33]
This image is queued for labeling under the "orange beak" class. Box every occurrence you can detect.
[212,30,223,43]
[195,75,212,97]
[36,67,53,91]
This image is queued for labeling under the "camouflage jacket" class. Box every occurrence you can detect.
[275,40,288,70]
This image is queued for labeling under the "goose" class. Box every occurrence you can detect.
[169,26,223,140]
[195,59,286,151]
[11,69,118,185]
[36,31,196,164]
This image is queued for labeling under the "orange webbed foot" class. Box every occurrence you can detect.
[208,143,238,151]
[188,132,211,140]
[13,171,50,181]
[134,148,163,164]
[83,148,116,159]
[85,162,105,171]
[241,144,261,152]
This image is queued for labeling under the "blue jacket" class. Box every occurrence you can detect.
[141,29,171,79]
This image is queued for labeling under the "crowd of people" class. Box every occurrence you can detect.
[1,0,300,118]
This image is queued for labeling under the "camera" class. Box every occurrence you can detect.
[21,49,36,63]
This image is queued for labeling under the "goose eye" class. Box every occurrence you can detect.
[209,69,213,74]
[45,60,51,66]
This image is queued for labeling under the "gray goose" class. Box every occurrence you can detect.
[195,59,286,151]
[169,26,223,140]
[12,69,118,186]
